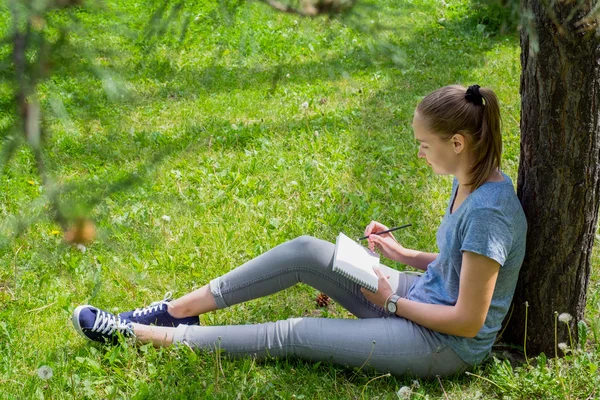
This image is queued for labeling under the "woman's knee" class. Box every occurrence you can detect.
[289,235,320,249]
[289,235,331,255]
[284,235,335,268]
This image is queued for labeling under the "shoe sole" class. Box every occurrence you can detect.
[72,305,94,342]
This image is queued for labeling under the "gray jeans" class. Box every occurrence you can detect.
[172,236,469,378]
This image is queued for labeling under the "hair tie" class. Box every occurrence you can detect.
[465,84,484,106]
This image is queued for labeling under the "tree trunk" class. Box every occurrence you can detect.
[504,0,600,356]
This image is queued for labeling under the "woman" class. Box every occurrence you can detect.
[72,84,527,378]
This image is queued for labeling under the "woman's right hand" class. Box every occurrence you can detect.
[364,220,406,261]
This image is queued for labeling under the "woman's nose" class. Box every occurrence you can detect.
[417,150,425,159]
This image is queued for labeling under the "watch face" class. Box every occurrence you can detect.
[387,302,397,313]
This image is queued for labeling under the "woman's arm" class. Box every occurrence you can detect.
[394,248,438,271]
[397,251,500,337]
[366,232,437,271]
[362,251,500,338]
[363,220,437,270]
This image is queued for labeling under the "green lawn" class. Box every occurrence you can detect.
[0,0,598,398]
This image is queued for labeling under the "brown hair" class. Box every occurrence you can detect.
[416,85,502,191]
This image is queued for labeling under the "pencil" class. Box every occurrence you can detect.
[356,223,412,241]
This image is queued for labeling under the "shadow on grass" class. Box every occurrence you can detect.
[45,13,518,202]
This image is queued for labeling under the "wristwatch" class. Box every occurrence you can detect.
[386,294,400,314]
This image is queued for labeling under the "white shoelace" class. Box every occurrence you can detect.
[92,310,133,336]
[132,292,173,317]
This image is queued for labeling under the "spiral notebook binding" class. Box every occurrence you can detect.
[336,267,376,292]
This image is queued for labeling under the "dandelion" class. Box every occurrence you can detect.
[37,365,53,380]
[558,313,572,324]
[76,244,86,253]
[558,342,569,352]
[300,101,309,109]
[397,386,412,399]
[558,312,575,349]
[412,380,420,389]
[161,215,171,222]
[286,73,290,78]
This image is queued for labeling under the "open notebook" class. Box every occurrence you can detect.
[332,232,380,292]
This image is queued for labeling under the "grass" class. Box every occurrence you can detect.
[0,0,599,398]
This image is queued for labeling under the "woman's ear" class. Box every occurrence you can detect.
[452,133,466,155]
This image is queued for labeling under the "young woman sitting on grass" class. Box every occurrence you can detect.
[72,84,527,378]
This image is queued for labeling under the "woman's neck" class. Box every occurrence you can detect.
[454,170,471,190]
[455,169,503,191]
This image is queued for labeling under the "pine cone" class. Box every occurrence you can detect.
[64,218,96,245]
[316,292,330,307]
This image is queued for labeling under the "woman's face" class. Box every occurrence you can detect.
[412,112,459,175]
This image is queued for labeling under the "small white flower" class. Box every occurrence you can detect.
[314,130,319,137]
[558,342,569,352]
[37,365,53,380]
[397,386,412,399]
[285,73,290,78]
[76,244,86,253]
[411,380,420,389]
[161,215,171,222]
[558,313,572,324]
[300,101,309,109]
[231,123,238,130]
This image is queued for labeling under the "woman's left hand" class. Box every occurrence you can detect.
[360,266,394,308]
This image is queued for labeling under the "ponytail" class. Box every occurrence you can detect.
[468,87,502,190]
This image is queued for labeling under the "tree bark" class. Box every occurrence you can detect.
[504,0,600,356]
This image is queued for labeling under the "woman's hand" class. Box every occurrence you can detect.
[360,266,394,308]
[364,220,406,261]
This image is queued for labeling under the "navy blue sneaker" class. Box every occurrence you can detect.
[118,292,199,327]
[72,305,134,344]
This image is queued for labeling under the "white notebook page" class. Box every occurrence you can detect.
[333,232,380,290]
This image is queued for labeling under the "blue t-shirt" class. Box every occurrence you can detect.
[406,172,527,365]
